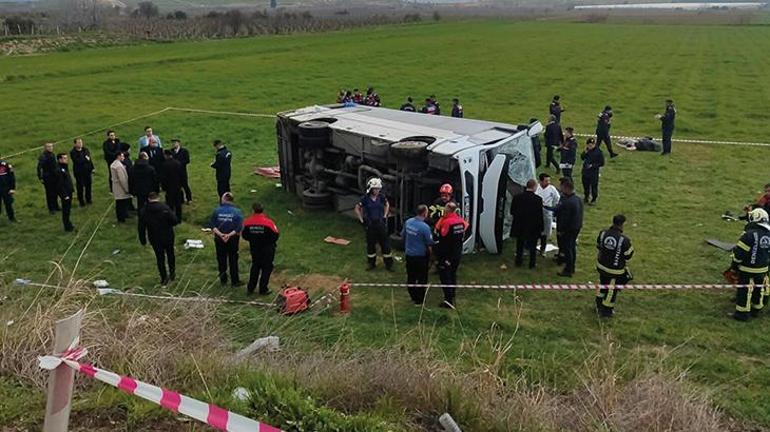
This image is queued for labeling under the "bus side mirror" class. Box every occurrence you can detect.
[527,122,544,137]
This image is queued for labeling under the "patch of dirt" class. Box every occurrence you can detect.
[272,272,344,296]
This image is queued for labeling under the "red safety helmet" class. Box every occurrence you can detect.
[439,184,453,195]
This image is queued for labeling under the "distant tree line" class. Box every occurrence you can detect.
[0,1,446,39]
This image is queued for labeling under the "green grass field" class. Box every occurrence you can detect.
[3,20,770,429]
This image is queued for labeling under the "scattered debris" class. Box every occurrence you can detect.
[13,279,31,286]
[250,189,257,193]
[255,166,281,179]
[537,244,559,253]
[500,264,508,270]
[201,228,212,232]
[111,249,121,255]
[97,288,121,295]
[6,320,14,327]
[184,239,205,250]
[706,239,734,252]
[287,210,295,216]
[439,413,463,432]
[234,336,280,360]
[324,236,351,246]
[722,211,739,221]
[93,280,110,288]
[275,183,282,188]
[232,387,251,401]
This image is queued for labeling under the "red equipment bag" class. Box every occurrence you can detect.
[277,287,310,315]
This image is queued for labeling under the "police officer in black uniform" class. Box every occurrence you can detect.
[400,97,416,112]
[37,142,60,214]
[595,214,634,318]
[559,127,578,179]
[555,178,583,277]
[354,177,393,271]
[139,191,178,285]
[69,138,94,207]
[596,105,617,158]
[657,99,676,155]
[580,137,605,205]
[544,114,563,172]
[0,157,16,222]
[211,139,232,199]
[550,95,565,124]
[731,208,770,321]
[55,153,75,232]
[102,130,128,192]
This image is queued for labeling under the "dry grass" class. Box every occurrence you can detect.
[0,277,229,391]
[244,330,729,432]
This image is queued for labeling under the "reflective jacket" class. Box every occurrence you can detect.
[596,226,634,276]
[732,223,770,274]
[242,213,280,254]
[435,212,468,261]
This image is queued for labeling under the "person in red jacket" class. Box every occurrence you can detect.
[434,202,468,309]
[241,202,279,295]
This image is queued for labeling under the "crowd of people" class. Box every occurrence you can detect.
[336,88,464,118]
[0,126,282,296]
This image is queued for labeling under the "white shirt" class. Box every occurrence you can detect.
[536,184,560,212]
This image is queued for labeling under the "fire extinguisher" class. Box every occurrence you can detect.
[339,282,350,314]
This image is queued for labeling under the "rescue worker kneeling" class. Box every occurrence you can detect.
[354,178,393,271]
[434,202,468,309]
[731,208,770,321]
[595,214,634,318]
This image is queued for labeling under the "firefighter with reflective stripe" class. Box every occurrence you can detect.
[355,178,393,271]
[595,214,634,318]
[0,158,16,222]
[731,208,770,321]
[428,183,454,227]
[434,202,468,309]
[241,202,279,296]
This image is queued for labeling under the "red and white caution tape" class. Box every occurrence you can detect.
[575,132,770,148]
[38,342,282,432]
[349,282,744,291]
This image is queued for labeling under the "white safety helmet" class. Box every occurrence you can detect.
[366,177,383,193]
[749,208,769,223]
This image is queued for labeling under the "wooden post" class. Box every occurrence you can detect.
[43,309,84,432]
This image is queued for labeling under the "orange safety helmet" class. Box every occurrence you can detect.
[439,184,453,195]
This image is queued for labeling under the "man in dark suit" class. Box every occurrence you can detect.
[171,139,192,203]
[160,150,184,222]
[129,151,159,213]
[510,179,544,269]
[139,192,178,285]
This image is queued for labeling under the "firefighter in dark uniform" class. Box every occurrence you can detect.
[211,139,232,199]
[241,202,279,296]
[550,95,565,124]
[544,114,563,172]
[139,191,178,285]
[354,177,393,271]
[37,142,60,214]
[595,105,617,158]
[595,214,634,318]
[657,99,676,155]
[429,183,454,226]
[55,153,75,232]
[731,208,770,321]
[435,202,468,309]
[0,157,16,222]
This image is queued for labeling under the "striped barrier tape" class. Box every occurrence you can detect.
[348,282,745,291]
[574,132,770,148]
[38,342,282,432]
